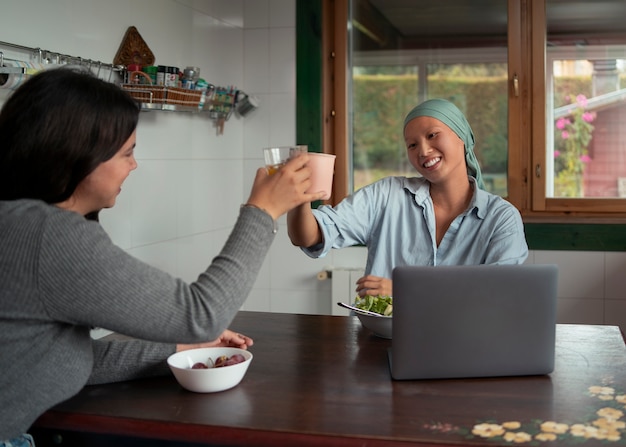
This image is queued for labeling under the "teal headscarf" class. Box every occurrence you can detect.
[403,99,484,189]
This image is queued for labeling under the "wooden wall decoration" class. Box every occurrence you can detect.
[113,26,155,67]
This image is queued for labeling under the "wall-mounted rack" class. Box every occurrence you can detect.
[0,40,124,81]
[0,39,259,135]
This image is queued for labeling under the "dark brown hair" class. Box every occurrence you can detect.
[0,67,140,210]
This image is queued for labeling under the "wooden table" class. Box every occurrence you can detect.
[31,312,626,447]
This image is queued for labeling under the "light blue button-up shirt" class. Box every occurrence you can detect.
[303,176,528,278]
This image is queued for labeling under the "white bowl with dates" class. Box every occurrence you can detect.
[167,347,253,393]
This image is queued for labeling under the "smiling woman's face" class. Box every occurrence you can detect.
[57,131,138,216]
[404,116,466,185]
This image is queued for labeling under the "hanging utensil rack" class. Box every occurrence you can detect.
[0,40,124,81]
[0,40,257,135]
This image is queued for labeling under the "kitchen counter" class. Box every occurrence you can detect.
[31,311,626,446]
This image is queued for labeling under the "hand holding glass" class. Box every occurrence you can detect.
[263,145,308,175]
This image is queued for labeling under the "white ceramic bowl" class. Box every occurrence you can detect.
[356,313,393,339]
[167,347,253,393]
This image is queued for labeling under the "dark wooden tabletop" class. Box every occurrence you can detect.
[31,312,626,447]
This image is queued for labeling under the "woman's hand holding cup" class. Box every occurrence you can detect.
[246,152,326,219]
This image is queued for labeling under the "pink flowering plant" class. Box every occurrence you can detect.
[554,94,595,197]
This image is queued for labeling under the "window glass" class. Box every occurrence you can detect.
[352,65,418,190]
[544,0,626,200]
[547,50,626,198]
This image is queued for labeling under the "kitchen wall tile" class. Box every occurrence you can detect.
[241,159,261,204]
[176,160,212,236]
[189,116,229,159]
[244,29,270,94]
[189,13,233,83]
[0,2,82,57]
[243,288,272,311]
[556,298,604,325]
[69,1,146,61]
[209,160,244,230]
[178,0,244,28]
[605,252,626,300]
[270,231,328,290]
[244,0,270,28]
[130,160,181,247]
[133,6,194,67]
[251,255,272,290]
[269,28,296,93]
[99,190,133,250]
[209,227,232,255]
[270,0,296,27]
[128,239,182,278]
[136,113,194,160]
[201,24,244,87]
[176,164,199,236]
[269,92,297,145]
[243,94,272,157]
[175,232,216,283]
[206,116,245,158]
[605,300,626,331]
[0,0,186,65]
[534,250,605,300]
[270,287,331,315]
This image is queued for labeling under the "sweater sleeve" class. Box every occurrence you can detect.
[38,205,276,345]
[87,338,175,385]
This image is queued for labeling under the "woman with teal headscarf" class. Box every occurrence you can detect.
[403,98,484,189]
[288,98,528,299]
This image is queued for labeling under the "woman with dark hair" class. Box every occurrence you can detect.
[0,68,140,214]
[0,67,325,446]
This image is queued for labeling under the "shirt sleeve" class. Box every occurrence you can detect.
[482,202,529,265]
[302,178,392,258]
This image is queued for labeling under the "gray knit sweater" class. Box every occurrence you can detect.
[0,199,276,439]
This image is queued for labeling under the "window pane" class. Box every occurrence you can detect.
[548,54,626,198]
[352,65,418,190]
[546,1,626,198]
[349,0,509,196]
[427,63,509,197]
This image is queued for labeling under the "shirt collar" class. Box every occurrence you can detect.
[403,176,488,220]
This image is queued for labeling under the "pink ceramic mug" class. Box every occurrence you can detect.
[306,153,336,200]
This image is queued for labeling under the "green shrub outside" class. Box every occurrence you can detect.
[352,75,508,174]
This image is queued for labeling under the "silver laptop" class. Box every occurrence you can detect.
[389,264,558,380]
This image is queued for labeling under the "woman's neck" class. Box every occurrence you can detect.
[429,176,474,213]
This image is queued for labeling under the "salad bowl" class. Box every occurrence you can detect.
[347,295,393,339]
[355,312,392,339]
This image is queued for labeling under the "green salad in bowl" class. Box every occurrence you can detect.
[354,294,393,316]
[353,295,393,338]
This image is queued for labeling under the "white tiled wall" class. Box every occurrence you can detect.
[1,0,625,331]
[531,250,626,329]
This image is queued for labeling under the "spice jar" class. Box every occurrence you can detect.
[142,65,158,85]
[165,66,179,87]
[182,66,200,90]
[156,65,166,86]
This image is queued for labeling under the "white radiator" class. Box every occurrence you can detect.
[318,267,365,316]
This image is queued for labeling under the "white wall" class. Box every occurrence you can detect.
[1,0,625,330]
